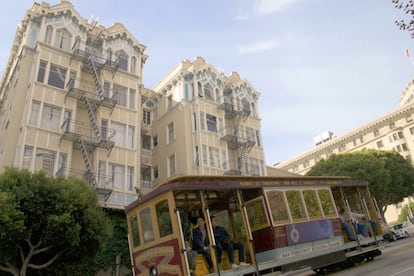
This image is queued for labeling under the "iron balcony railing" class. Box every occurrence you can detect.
[66,78,118,109]
[60,119,116,150]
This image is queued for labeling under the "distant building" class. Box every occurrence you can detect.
[275,78,414,223]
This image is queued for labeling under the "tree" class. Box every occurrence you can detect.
[0,167,112,276]
[393,0,414,38]
[397,202,414,222]
[306,149,414,220]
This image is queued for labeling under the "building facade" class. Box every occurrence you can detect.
[141,57,266,190]
[0,1,266,208]
[0,1,147,209]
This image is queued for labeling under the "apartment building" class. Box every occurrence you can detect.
[0,1,267,207]
[0,1,147,209]
[274,97,414,175]
[141,57,266,190]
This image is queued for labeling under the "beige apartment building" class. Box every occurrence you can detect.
[141,57,266,190]
[0,1,147,209]
[275,79,414,222]
[0,1,266,208]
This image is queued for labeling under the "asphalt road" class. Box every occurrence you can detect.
[329,237,414,276]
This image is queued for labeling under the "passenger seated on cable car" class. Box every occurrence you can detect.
[192,217,214,273]
[351,203,377,238]
[211,216,249,270]
[337,206,356,241]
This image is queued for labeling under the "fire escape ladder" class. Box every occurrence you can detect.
[78,137,97,188]
[81,94,101,141]
[88,56,104,101]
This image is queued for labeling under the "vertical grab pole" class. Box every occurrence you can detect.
[200,191,220,275]
[176,209,191,276]
[237,190,259,275]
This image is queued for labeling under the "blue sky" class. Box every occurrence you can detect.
[1,0,414,166]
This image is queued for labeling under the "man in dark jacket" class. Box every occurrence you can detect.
[192,217,213,272]
[211,216,249,269]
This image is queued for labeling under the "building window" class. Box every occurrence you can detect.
[110,163,125,189]
[29,101,40,125]
[41,104,61,131]
[255,130,261,147]
[167,122,175,143]
[153,165,159,179]
[37,60,47,83]
[402,143,408,151]
[209,147,220,168]
[389,122,396,129]
[398,131,404,139]
[129,89,136,109]
[168,154,176,177]
[200,112,205,131]
[128,126,135,148]
[410,127,414,135]
[47,64,67,89]
[194,145,199,166]
[374,129,380,137]
[202,145,208,165]
[130,56,136,74]
[98,160,107,188]
[44,25,53,44]
[103,82,110,98]
[113,84,127,107]
[35,148,56,176]
[109,122,134,149]
[152,135,158,147]
[116,50,128,71]
[111,122,126,147]
[204,84,213,101]
[221,150,227,170]
[55,28,72,51]
[206,114,217,132]
[143,110,151,125]
[377,140,384,148]
[192,112,197,131]
[23,145,33,169]
[127,166,134,191]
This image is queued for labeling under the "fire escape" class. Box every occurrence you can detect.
[60,43,119,201]
[218,93,255,175]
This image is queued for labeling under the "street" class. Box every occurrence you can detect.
[329,237,414,276]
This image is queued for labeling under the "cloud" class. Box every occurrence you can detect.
[237,40,278,54]
[253,0,299,15]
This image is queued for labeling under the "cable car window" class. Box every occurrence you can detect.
[140,208,154,243]
[156,200,172,237]
[266,191,289,224]
[246,197,269,231]
[303,190,322,219]
[318,189,336,217]
[130,214,140,247]
[286,190,306,221]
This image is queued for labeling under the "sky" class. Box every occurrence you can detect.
[1,0,414,166]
